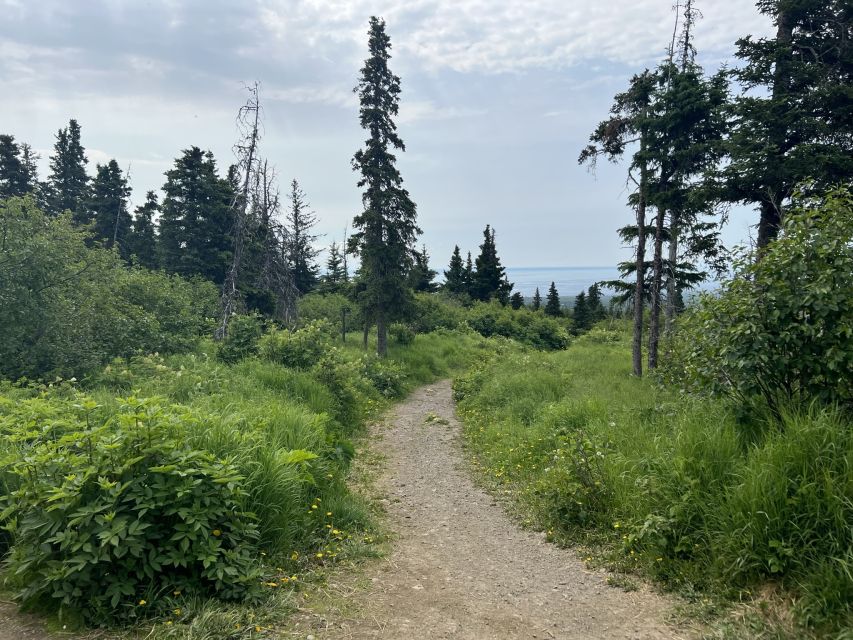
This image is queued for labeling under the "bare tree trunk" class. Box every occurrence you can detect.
[216,83,261,340]
[664,216,678,336]
[648,207,666,370]
[632,159,648,377]
[363,321,369,350]
[376,309,388,358]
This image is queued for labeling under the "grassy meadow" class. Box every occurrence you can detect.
[454,322,852,638]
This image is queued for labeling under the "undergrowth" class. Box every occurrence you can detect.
[454,322,852,638]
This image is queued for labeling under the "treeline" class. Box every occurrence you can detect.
[580,0,852,376]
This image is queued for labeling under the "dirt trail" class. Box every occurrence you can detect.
[304,380,688,640]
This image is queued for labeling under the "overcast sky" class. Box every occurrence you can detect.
[1,0,773,267]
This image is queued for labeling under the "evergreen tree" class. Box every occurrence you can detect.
[0,135,36,198]
[544,281,562,317]
[159,147,234,284]
[89,159,132,259]
[510,291,525,310]
[409,244,438,293]
[463,251,474,296]
[472,225,512,304]
[130,191,159,269]
[573,291,590,330]
[587,283,605,322]
[322,241,348,292]
[46,119,89,221]
[349,17,420,357]
[286,179,320,295]
[726,0,853,249]
[443,245,466,294]
[531,287,542,311]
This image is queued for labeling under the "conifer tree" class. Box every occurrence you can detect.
[573,291,590,330]
[463,251,474,296]
[159,147,234,284]
[510,292,525,310]
[531,287,542,311]
[322,241,348,292]
[130,191,159,269]
[0,135,36,198]
[89,159,132,259]
[409,244,437,293]
[472,225,512,304]
[443,245,466,294]
[349,17,420,357]
[46,119,89,221]
[586,283,605,323]
[286,179,321,295]
[544,282,562,317]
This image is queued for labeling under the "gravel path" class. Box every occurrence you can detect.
[315,379,688,640]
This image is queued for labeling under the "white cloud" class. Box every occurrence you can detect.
[266,84,357,109]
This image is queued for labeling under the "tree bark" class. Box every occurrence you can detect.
[376,309,388,358]
[648,207,666,370]
[632,159,648,377]
[363,321,369,350]
[664,215,678,336]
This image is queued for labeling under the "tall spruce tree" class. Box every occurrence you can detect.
[573,291,590,330]
[286,179,321,295]
[443,245,466,294]
[0,135,36,198]
[463,251,474,296]
[586,283,605,323]
[409,244,438,293]
[46,119,89,221]
[544,282,562,317]
[510,292,525,310]
[349,17,420,357]
[130,191,159,269]
[322,241,348,292]
[532,287,542,311]
[472,225,512,304]
[88,159,132,259]
[726,0,853,249]
[159,147,234,284]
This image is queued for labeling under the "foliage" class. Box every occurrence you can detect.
[455,323,852,635]
[0,396,261,624]
[0,134,37,198]
[298,292,361,336]
[443,245,466,294]
[89,159,132,259]
[671,186,853,412]
[465,301,569,350]
[544,282,562,317]
[129,191,159,269]
[217,314,264,364]
[0,197,217,380]
[409,293,466,333]
[285,179,321,295]
[45,119,89,221]
[258,321,333,370]
[471,225,512,304]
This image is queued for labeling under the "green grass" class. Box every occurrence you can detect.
[454,322,853,638]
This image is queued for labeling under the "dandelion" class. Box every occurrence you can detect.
[316,552,324,558]
[613,522,621,529]
[311,504,318,510]
[173,589,181,596]
[291,551,299,560]
[165,621,173,626]
[139,599,147,606]
[212,529,222,537]
[173,608,182,615]
[326,511,332,516]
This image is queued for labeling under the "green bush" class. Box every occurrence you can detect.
[0,396,260,624]
[672,186,853,412]
[465,301,570,350]
[409,293,466,333]
[258,321,332,369]
[390,322,416,345]
[217,314,264,364]
[0,197,217,380]
[297,292,362,335]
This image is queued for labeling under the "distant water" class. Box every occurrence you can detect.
[505,266,620,298]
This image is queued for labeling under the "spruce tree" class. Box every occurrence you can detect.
[349,17,420,357]
[472,225,512,304]
[463,251,474,297]
[443,245,466,294]
[130,191,159,269]
[46,119,89,221]
[159,147,234,284]
[89,159,132,258]
[322,241,347,292]
[409,244,437,293]
[0,135,36,198]
[510,292,525,310]
[587,283,604,323]
[573,291,590,330]
[544,281,562,317]
[726,0,853,249]
[532,287,542,311]
[286,179,321,295]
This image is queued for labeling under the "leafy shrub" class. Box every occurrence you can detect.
[0,197,217,380]
[409,293,466,333]
[217,314,264,364]
[465,302,570,350]
[362,355,408,398]
[259,321,332,369]
[297,292,362,335]
[672,186,853,412]
[0,396,260,624]
[390,322,415,345]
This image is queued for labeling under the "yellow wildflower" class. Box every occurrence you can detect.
[212,529,222,537]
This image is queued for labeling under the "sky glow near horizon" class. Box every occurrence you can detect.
[0,0,774,267]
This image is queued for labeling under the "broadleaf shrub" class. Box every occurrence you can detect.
[258,321,332,369]
[0,395,260,624]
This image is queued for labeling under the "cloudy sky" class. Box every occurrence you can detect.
[1,0,773,267]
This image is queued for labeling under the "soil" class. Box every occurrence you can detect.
[291,379,690,640]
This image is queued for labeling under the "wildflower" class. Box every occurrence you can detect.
[316,552,324,558]
[165,621,173,626]
[212,529,222,537]
[139,599,147,606]
[173,608,182,615]
[326,511,332,516]
[613,522,621,529]
[311,504,318,510]
[291,551,299,560]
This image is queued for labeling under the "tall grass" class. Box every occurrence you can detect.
[455,323,852,635]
